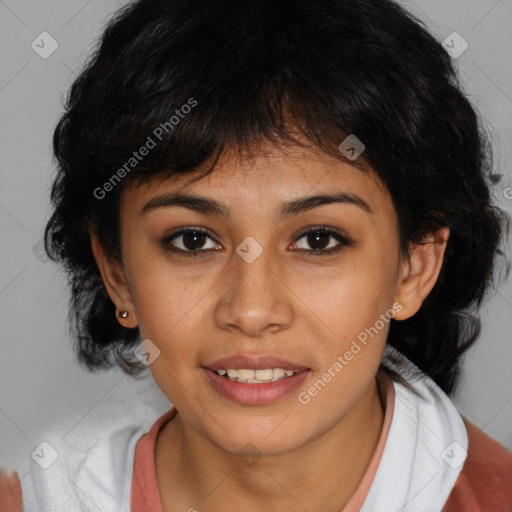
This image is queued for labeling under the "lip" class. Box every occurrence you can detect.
[203,368,310,405]
[203,355,308,372]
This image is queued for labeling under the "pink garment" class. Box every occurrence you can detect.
[343,376,395,511]
[0,469,23,512]
[130,377,396,511]
[130,408,175,512]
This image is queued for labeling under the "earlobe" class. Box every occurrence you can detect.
[90,232,139,328]
[393,227,450,321]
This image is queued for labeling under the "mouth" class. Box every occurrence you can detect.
[202,355,310,405]
[204,354,308,381]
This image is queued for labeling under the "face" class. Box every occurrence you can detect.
[100,144,417,456]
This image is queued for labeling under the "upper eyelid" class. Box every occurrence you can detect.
[164,226,219,242]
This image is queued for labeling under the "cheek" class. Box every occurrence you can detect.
[294,246,398,339]
[289,242,399,402]
[123,247,236,381]
[121,239,192,342]
[131,270,208,348]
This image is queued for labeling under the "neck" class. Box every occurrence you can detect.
[156,376,386,512]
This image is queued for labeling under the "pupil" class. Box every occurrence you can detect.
[183,231,205,250]
[308,231,329,250]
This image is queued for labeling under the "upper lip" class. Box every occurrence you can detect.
[203,355,309,372]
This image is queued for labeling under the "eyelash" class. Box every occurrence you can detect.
[160,226,352,259]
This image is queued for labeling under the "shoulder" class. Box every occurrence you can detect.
[25,416,154,512]
[443,418,512,512]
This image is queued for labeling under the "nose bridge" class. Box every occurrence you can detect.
[214,236,293,336]
[234,238,274,293]
[231,237,278,306]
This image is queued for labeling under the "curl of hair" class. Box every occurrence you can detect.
[45,0,510,393]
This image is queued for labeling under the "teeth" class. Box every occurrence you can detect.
[273,368,286,378]
[237,369,255,380]
[215,367,298,383]
[254,369,273,381]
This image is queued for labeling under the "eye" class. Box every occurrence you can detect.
[160,227,221,258]
[160,225,352,259]
[292,226,352,256]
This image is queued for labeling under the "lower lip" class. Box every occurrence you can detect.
[203,368,310,405]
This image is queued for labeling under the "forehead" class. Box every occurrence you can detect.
[121,143,394,220]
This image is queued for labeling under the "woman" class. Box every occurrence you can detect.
[2,0,511,510]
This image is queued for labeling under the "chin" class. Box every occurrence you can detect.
[202,415,315,459]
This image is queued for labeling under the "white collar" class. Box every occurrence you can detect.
[28,415,149,511]
[361,345,468,511]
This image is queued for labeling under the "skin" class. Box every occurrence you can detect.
[91,143,449,512]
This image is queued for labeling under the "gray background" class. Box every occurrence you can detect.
[1,0,511,492]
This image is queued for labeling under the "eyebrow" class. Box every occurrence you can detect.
[141,191,373,221]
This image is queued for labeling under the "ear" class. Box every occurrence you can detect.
[90,232,138,328]
[393,227,450,321]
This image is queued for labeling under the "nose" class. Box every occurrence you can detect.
[213,243,294,338]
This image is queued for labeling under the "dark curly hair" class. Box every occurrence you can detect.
[45,0,509,394]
